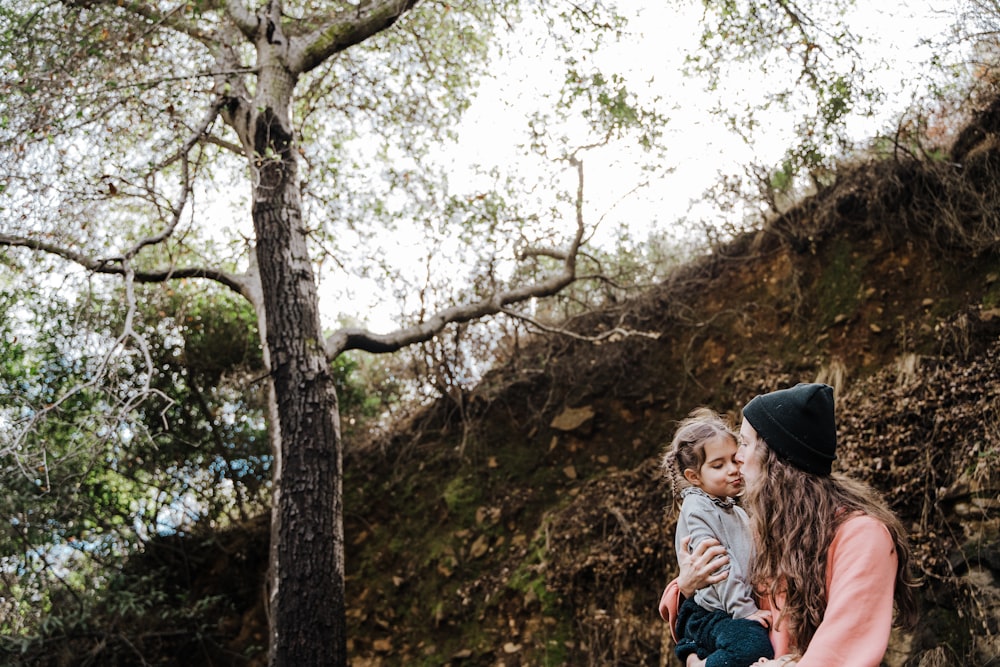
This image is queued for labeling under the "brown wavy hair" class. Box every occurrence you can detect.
[741,437,918,650]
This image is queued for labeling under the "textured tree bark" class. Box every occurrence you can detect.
[249,58,347,665]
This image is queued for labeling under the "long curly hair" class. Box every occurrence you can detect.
[741,437,918,650]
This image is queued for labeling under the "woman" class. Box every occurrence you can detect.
[659,383,917,666]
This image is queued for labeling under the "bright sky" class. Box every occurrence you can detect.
[320,0,963,333]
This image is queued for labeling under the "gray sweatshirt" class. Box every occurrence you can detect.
[674,486,760,619]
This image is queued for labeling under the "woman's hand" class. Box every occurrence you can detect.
[676,536,729,598]
[747,608,772,628]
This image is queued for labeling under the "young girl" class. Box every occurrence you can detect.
[664,408,774,667]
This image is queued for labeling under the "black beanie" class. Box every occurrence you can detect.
[742,383,837,475]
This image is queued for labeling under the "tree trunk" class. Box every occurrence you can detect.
[250,57,347,666]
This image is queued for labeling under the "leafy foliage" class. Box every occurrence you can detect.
[681,0,890,208]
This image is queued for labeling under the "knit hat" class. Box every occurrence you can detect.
[742,383,837,475]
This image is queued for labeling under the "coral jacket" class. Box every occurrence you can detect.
[659,514,898,666]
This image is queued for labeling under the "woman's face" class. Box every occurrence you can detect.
[736,419,762,487]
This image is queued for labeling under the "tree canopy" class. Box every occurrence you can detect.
[0,0,673,662]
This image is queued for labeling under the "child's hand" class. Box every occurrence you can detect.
[747,609,772,628]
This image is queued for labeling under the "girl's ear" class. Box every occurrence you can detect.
[682,468,701,486]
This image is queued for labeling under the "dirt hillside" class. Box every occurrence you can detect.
[332,123,1000,666]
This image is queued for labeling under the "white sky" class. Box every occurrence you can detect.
[320,0,962,333]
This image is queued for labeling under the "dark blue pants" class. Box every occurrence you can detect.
[674,597,774,667]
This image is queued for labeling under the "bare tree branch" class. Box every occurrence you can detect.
[59,68,259,95]
[0,87,253,299]
[325,155,590,357]
[517,247,568,261]
[2,258,175,474]
[148,95,226,177]
[500,306,660,343]
[211,22,256,155]
[291,0,420,73]
[69,0,216,45]
[201,133,246,156]
[225,0,258,37]
[0,234,253,299]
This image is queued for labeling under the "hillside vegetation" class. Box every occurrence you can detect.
[10,100,1000,666]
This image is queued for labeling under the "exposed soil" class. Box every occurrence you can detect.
[331,136,1000,665]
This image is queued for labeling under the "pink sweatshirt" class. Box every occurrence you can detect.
[659,514,899,666]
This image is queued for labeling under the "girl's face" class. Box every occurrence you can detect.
[684,434,742,499]
[736,419,762,486]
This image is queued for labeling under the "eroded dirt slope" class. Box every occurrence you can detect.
[337,150,1000,665]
